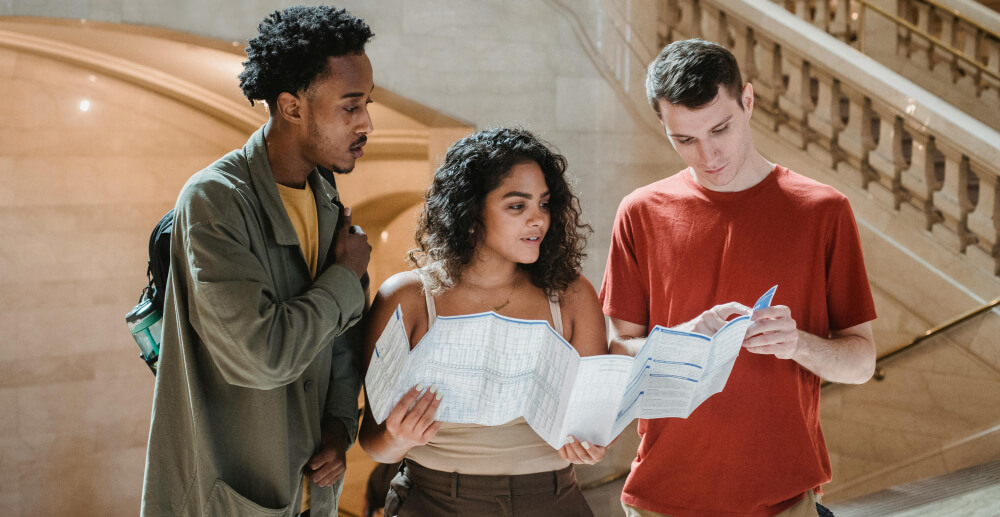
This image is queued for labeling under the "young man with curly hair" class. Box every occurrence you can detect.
[141,6,375,516]
[601,39,877,517]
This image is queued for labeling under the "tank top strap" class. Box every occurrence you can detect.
[548,296,564,337]
[419,274,437,325]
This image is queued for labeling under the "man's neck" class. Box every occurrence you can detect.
[692,150,774,193]
[741,153,776,191]
[263,120,314,189]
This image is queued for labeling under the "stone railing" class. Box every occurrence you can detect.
[772,0,1000,129]
[662,0,1000,276]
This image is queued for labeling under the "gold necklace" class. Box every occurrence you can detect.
[470,274,520,312]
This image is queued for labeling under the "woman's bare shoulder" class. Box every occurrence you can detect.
[561,275,600,312]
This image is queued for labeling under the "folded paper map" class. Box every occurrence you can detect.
[366,286,777,449]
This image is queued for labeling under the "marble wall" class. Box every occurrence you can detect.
[0,48,248,515]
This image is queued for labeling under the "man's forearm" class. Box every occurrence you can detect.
[792,330,876,384]
[610,336,646,357]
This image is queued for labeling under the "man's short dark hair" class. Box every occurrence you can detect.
[239,5,374,107]
[645,39,743,116]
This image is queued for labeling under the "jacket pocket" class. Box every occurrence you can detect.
[203,478,294,517]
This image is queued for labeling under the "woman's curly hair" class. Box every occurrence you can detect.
[239,6,374,107]
[410,127,592,299]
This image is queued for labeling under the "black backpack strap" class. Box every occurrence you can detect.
[148,209,175,312]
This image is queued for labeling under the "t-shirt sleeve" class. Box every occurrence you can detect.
[600,197,649,328]
[825,198,877,331]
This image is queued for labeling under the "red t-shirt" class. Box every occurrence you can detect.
[600,165,876,517]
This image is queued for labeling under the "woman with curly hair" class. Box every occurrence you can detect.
[359,127,607,516]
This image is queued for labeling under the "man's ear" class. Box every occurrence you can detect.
[742,83,755,114]
[275,91,305,125]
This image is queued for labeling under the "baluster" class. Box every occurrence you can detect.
[953,21,979,93]
[933,14,959,83]
[834,85,870,188]
[867,109,907,209]
[717,7,730,47]
[664,0,701,39]
[898,128,943,232]
[777,53,811,148]
[691,0,704,39]
[859,97,881,189]
[926,6,950,68]
[794,0,809,22]
[983,35,1000,106]
[752,38,785,131]
[966,162,1000,275]
[699,2,726,45]
[984,33,999,73]
[804,69,841,167]
[813,0,830,32]
[663,0,683,43]
[931,143,976,252]
[958,21,978,58]
[897,0,915,61]
[736,24,757,84]
[910,1,933,70]
[830,0,850,40]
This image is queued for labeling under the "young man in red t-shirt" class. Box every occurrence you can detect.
[600,39,878,517]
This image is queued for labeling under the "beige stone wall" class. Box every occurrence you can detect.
[0,48,247,515]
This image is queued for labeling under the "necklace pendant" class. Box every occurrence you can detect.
[492,300,510,312]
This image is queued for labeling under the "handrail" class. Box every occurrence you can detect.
[857,0,1000,83]
[818,296,1000,388]
[866,296,1000,382]
[914,0,1000,42]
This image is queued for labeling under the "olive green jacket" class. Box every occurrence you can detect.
[141,127,366,517]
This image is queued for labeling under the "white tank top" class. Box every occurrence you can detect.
[404,276,571,475]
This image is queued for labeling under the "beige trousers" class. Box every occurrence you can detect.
[622,490,821,517]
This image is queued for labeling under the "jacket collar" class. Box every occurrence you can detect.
[244,126,341,249]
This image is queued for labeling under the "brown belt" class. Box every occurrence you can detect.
[401,459,578,497]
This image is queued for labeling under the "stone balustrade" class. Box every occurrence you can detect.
[661,0,1000,277]
[772,0,1000,129]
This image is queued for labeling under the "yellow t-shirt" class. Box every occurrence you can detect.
[276,181,319,279]
[277,180,320,512]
